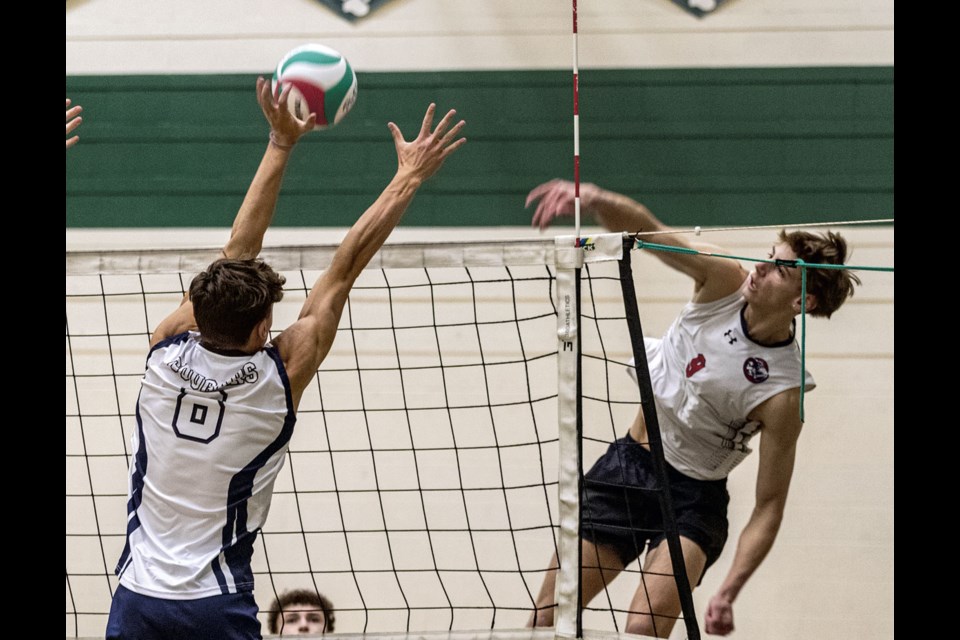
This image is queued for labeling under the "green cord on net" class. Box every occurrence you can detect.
[633,240,894,274]
[798,259,807,423]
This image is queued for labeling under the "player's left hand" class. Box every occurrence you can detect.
[256,76,317,148]
[66,98,83,149]
[388,103,466,184]
[705,593,735,635]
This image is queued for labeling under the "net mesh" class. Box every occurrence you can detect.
[65,240,672,638]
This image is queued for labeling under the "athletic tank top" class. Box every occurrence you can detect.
[116,331,295,599]
[631,289,814,481]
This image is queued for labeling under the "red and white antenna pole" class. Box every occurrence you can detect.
[572,0,581,239]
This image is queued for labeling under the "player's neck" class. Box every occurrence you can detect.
[741,304,795,347]
[199,338,259,357]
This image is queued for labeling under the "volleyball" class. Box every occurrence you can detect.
[271,44,358,130]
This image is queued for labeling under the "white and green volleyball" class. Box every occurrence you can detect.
[271,44,358,130]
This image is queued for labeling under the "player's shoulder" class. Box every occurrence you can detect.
[271,316,327,370]
[147,330,195,358]
[273,316,316,349]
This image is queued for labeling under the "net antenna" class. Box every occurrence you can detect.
[572,0,582,239]
[564,5,699,633]
[66,236,699,639]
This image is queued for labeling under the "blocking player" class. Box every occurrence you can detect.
[105,77,465,639]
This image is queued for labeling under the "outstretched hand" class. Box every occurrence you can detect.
[66,99,83,149]
[256,76,317,148]
[388,103,466,184]
[526,178,600,231]
[705,593,735,636]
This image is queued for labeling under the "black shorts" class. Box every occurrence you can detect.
[581,432,730,581]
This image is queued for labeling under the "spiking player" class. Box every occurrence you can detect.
[106,77,466,640]
[525,179,859,637]
[66,98,83,149]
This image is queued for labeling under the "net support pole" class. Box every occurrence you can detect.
[554,234,623,639]
[554,238,583,640]
[618,237,701,640]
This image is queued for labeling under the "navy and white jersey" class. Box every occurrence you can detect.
[631,288,815,481]
[116,331,296,599]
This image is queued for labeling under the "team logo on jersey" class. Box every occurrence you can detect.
[685,353,706,377]
[742,357,769,383]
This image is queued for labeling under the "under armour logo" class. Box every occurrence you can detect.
[724,329,737,345]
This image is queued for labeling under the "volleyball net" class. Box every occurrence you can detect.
[66,235,698,639]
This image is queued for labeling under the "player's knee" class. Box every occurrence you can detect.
[625,614,674,639]
[624,615,650,636]
[529,607,555,628]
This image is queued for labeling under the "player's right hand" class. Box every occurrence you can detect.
[256,76,316,148]
[526,179,599,231]
[705,592,735,636]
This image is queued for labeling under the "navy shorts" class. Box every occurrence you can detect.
[106,584,262,640]
[581,433,730,581]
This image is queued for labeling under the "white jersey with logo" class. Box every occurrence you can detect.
[116,331,296,599]
[631,288,814,481]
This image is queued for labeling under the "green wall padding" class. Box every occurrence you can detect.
[65,68,893,228]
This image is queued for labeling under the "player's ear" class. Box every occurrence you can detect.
[256,316,270,343]
[794,293,817,314]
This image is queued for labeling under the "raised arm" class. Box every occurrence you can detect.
[704,389,803,636]
[275,103,466,407]
[149,77,316,346]
[526,179,745,301]
[221,77,317,260]
[66,99,83,149]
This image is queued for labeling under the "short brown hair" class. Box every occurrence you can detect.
[268,589,336,634]
[778,230,861,319]
[189,258,285,347]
